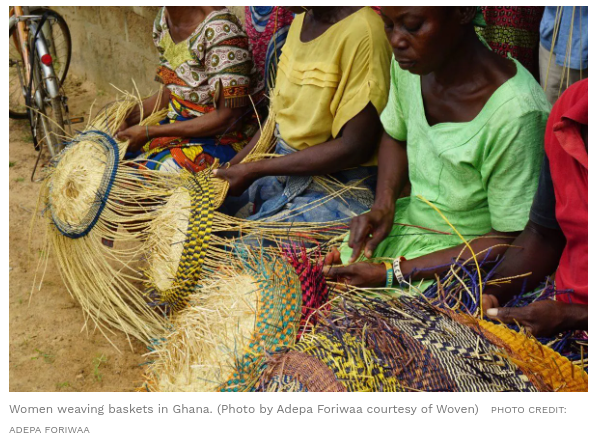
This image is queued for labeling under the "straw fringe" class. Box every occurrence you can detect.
[33,94,177,347]
[34,93,348,348]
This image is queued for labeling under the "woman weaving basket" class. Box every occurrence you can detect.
[325,7,551,289]
[214,6,392,223]
[116,6,261,172]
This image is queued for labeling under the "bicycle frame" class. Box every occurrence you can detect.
[11,12,61,100]
[10,6,65,159]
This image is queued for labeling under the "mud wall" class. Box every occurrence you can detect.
[53,6,246,96]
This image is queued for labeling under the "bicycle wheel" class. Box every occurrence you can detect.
[9,8,71,119]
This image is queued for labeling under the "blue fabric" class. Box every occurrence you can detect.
[264,24,292,90]
[220,137,377,223]
[540,6,588,70]
[249,6,275,32]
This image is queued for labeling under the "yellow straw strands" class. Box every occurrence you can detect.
[142,270,259,392]
[33,93,346,349]
[142,252,303,392]
[33,96,176,347]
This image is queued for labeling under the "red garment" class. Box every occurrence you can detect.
[545,79,588,304]
[479,7,544,78]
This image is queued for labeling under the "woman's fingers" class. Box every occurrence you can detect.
[322,264,350,282]
[117,121,129,134]
[348,216,371,263]
[481,294,500,314]
[363,227,387,259]
[486,305,533,333]
[486,306,516,322]
[212,168,228,180]
[321,247,342,266]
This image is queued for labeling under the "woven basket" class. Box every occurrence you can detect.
[143,252,303,392]
[259,291,587,392]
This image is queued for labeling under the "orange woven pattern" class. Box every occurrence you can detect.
[477,319,588,392]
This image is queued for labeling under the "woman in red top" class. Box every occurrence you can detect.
[483,79,588,337]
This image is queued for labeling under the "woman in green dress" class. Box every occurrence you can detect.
[325,7,551,289]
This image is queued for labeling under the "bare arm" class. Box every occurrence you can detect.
[214,103,383,194]
[400,229,520,281]
[325,229,521,289]
[346,131,409,261]
[117,84,249,152]
[244,102,381,177]
[371,132,409,212]
[484,220,566,305]
[147,87,247,139]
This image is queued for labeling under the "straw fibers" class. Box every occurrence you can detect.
[142,251,303,392]
[34,95,178,348]
[259,287,588,392]
[142,269,259,392]
[34,92,347,349]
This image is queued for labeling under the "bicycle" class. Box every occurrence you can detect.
[9,6,74,173]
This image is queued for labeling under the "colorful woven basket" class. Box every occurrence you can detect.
[145,178,345,313]
[259,351,346,392]
[259,291,588,392]
[142,251,303,392]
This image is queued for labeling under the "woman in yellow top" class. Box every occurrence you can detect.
[215,6,392,222]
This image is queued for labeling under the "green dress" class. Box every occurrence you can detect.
[341,58,550,278]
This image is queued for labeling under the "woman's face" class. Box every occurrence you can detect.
[380,7,467,75]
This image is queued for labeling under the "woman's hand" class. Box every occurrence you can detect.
[485,300,588,338]
[117,119,131,134]
[347,205,395,263]
[323,261,387,288]
[322,248,387,288]
[212,163,258,196]
[116,125,149,152]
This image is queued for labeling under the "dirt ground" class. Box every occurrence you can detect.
[9,80,146,392]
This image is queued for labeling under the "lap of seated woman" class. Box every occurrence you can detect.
[117,6,262,173]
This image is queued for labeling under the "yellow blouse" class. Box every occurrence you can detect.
[271,7,392,165]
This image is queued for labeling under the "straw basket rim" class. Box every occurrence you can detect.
[48,130,119,239]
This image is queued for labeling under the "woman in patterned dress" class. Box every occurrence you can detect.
[244,6,295,92]
[117,6,261,172]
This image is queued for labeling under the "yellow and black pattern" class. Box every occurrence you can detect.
[161,172,214,311]
[258,294,566,392]
[294,332,403,392]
